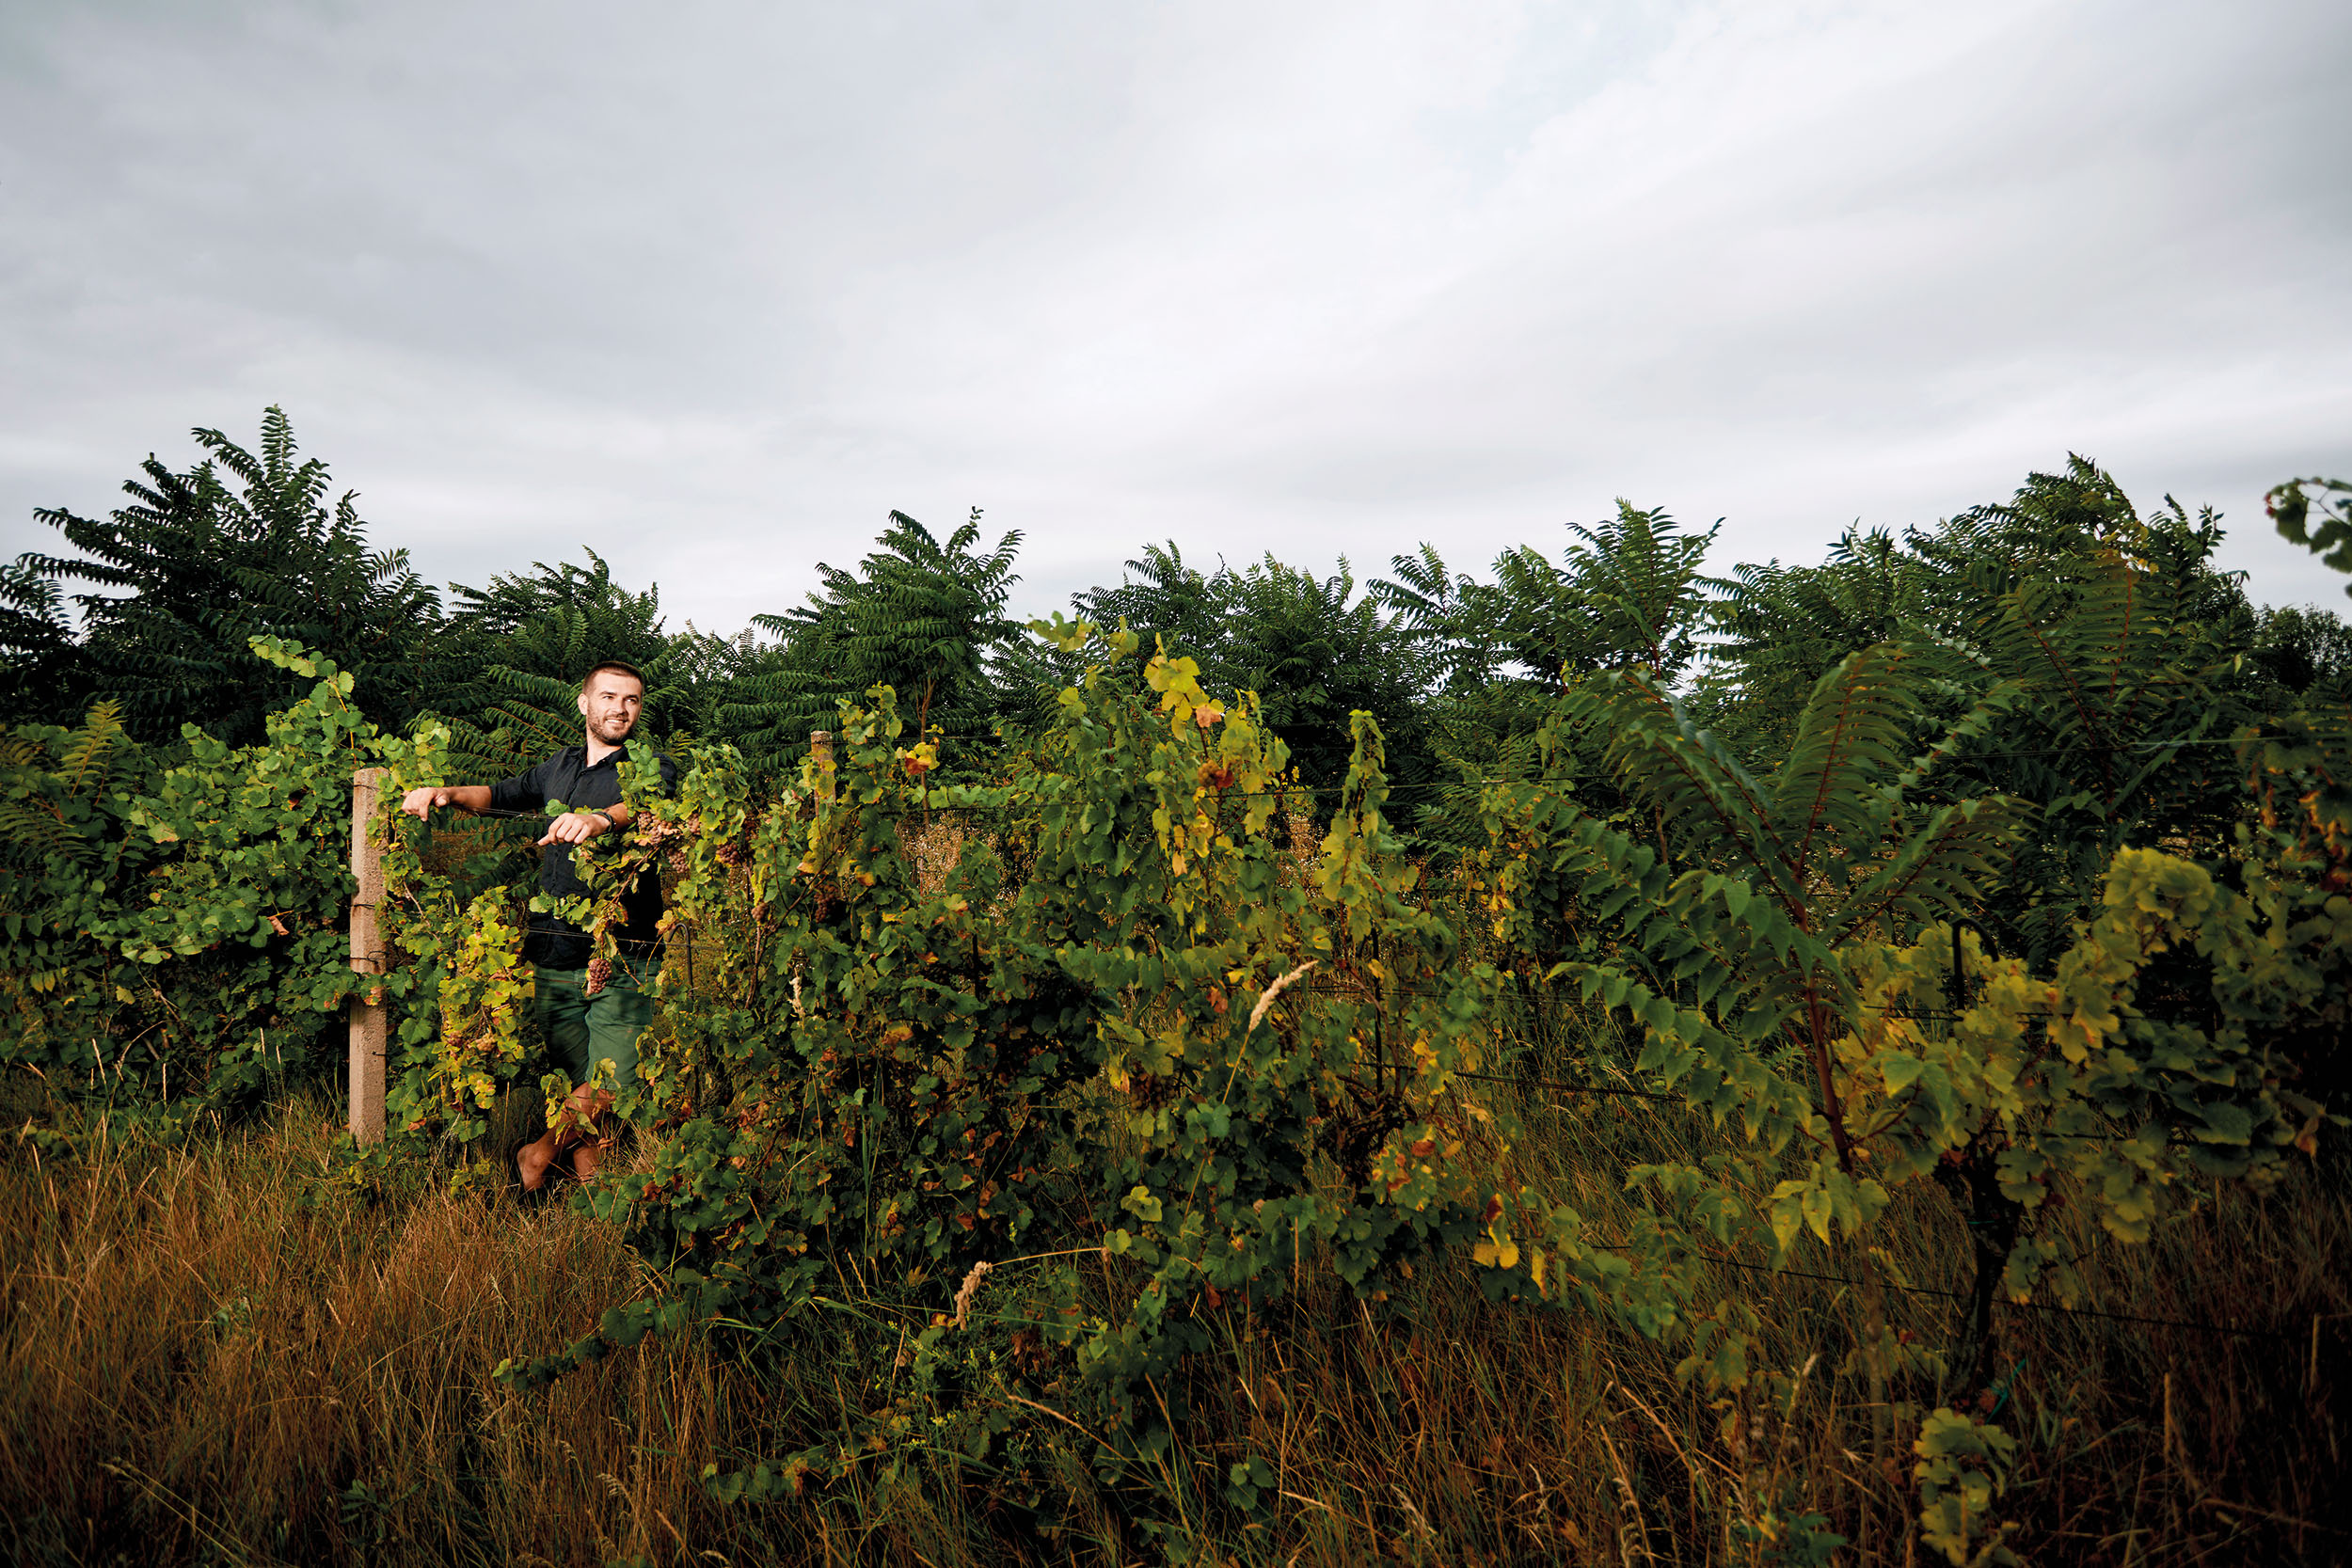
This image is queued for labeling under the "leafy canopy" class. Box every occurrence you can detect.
[21,407,447,744]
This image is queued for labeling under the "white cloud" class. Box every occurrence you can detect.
[3,0,2346,629]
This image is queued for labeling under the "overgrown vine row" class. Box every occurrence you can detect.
[5,618,2346,1563]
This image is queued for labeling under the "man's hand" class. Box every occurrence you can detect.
[402,785,453,819]
[537,810,612,847]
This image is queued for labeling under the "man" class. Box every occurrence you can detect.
[400,660,678,1191]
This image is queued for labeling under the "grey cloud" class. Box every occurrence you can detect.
[3,0,2347,634]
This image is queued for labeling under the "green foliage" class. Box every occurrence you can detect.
[374,725,537,1144]
[0,551,73,712]
[1463,636,2347,1560]
[373,716,686,1147]
[2267,475,2352,598]
[1694,459,2280,791]
[0,638,379,1110]
[2247,602,2352,701]
[1066,542,1229,673]
[1837,840,2342,1270]
[8,442,2349,1560]
[2239,704,2352,860]
[493,625,1534,1493]
[1378,502,1722,850]
[1546,655,2328,1258]
[1926,509,2263,965]
[0,701,151,1066]
[1061,504,1724,832]
[22,408,446,744]
[438,550,691,783]
[1071,546,1442,802]
[1913,1407,2019,1566]
[1695,459,2309,968]
[1216,556,1439,799]
[724,510,1023,770]
[1385,501,1722,694]
[1699,528,1924,762]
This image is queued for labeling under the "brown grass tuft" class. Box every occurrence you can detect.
[4,1083,2346,1566]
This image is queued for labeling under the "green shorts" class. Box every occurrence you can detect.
[534,959,657,1090]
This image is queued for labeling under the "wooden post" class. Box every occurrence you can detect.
[348,766,388,1144]
[810,729,835,803]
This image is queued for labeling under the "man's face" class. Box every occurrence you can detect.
[578,672,644,745]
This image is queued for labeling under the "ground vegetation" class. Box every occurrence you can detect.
[4,413,2350,1565]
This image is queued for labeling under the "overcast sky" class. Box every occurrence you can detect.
[5,0,2348,634]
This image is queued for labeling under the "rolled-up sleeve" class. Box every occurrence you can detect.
[487,759,545,816]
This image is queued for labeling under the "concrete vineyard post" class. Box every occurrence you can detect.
[349,766,388,1143]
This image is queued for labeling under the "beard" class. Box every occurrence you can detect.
[591,710,638,742]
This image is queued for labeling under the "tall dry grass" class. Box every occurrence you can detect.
[2,1094,743,1566]
[5,1071,2346,1566]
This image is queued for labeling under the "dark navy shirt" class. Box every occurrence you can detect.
[489,745,680,971]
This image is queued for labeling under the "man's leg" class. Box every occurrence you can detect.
[565,967,652,1180]
[518,967,593,1192]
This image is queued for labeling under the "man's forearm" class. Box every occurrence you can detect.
[401,784,494,819]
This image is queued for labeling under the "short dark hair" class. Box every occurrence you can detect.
[580,660,646,695]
